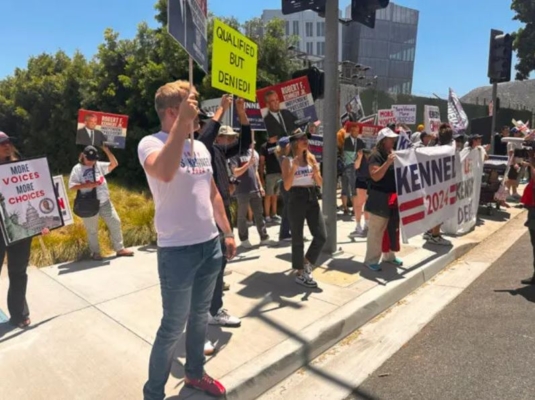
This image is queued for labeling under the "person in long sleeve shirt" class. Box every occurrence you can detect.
[197,95,252,336]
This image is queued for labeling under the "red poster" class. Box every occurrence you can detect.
[76,110,129,149]
[358,123,383,149]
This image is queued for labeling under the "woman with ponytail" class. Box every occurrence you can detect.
[281,129,326,288]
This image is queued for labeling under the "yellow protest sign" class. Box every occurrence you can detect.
[211,19,258,101]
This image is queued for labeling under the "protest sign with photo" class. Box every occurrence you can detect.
[211,18,257,101]
[377,109,396,127]
[168,0,208,72]
[256,76,318,138]
[76,110,129,149]
[53,176,73,226]
[424,105,441,135]
[358,123,383,149]
[232,100,266,131]
[0,158,64,246]
[395,145,459,239]
[392,105,417,125]
[441,148,483,235]
[201,98,233,127]
[447,88,469,132]
[341,94,365,125]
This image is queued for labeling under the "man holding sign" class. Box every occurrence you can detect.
[211,18,257,101]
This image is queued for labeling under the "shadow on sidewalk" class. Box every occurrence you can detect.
[495,286,535,303]
[56,259,111,275]
[138,244,157,253]
[0,316,57,343]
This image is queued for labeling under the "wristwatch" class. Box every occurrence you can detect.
[223,232,235,239]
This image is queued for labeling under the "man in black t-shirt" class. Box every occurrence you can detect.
[494,126,510,156]
[260,135,283,223]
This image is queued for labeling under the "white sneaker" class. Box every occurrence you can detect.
[349,226,366,238]
[265,216,273,223]
[209,309,241,327]
[423,231,432,240]
[295,272,318,288]
[272,215,282,223]
[260,237,278,247]
[241,239,253,249]
[427,235,452,246]
[246,220,254,227]
[204,340,216,356]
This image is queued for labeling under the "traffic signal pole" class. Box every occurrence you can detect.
[490,82,498,154]
[322,0,339,254]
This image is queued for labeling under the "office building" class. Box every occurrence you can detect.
[343,2,419,94]
[260,9,343,67]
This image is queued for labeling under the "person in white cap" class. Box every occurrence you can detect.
[364,128,402,271]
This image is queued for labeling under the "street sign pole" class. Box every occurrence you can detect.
[322,0,339,254]
[490,82,498,154]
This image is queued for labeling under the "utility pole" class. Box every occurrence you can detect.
[490,82,498,154]
[322,0,339,254]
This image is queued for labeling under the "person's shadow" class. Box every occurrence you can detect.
[495,285,535,303]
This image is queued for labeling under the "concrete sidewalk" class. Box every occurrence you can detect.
[0,202,526,400]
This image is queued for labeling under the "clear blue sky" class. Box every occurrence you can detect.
[0,0,523,97]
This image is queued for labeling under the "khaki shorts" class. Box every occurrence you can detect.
[265,173,282,196]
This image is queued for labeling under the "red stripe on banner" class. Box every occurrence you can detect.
[450,184,457,193]
[402,211,426,225]
[399,197,424,212]
[450,196,457,205]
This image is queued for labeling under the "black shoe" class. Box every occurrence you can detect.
[521,277,535,285]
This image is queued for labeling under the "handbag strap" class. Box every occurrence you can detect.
[76,163,98,198]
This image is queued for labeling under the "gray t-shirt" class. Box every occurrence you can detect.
[230,149,260,195]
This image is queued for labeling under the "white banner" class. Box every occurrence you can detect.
[0,157,64,245]
[424,105,441,135]
[378,109,396,127]
[441,148,483,235]
[447,88,469,132]
[395,146,459,239]
[53,176,73,226]
[392,104,417,125]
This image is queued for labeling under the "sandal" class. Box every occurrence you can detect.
[91,253,103,261]
[116,249,134,257]
[10,318,31,329]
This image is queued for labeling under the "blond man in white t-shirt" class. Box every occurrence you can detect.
[138,80,235,400]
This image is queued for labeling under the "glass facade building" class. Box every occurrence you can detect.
[343,3,419,94]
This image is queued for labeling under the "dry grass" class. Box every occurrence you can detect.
[30,177,156,267]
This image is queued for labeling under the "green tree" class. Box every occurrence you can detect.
[512,0,535,80]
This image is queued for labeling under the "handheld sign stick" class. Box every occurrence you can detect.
[188,57,195,153]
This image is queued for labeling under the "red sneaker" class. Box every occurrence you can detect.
[184,373,226,398]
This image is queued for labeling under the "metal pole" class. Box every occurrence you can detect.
[490,82,498,154]
[322,0,339,254]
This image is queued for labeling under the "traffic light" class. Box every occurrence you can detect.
[488,29,513,84]
[292,67,325,100]
[351,0,390,29]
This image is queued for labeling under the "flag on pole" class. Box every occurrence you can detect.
[396,129,412,150]
[447,87,469,132]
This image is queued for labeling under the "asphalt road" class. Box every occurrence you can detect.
[349,232,535,400]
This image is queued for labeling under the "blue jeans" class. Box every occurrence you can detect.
[143,236,223,400]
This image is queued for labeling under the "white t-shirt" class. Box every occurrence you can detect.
[137,132,218,247]
[68,161,111,205]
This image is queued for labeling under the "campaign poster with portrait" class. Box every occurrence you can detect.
[76,110,129,149]
[358,123,383,150]
[341,94,365,125]
[0,157,64,246]
[256,76,318,138]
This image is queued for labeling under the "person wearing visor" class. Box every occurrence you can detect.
[282,129,326,288]
[68,145,134,260]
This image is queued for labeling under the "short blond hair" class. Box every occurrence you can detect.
[154,80,196,121]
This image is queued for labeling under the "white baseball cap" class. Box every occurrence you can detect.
[218,125,238,136]
[377,128,398,143]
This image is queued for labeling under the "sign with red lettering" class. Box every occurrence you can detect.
[76,110,129,149]
[0,157,64,246]
[53,176,73,226]
[377,109,396,127]
[357,123,383,149]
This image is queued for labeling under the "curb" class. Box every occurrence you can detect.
[222,213,524,400]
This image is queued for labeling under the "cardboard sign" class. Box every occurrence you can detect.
[424,105,441,135]
[53,176,73,226]
[395,146,459,239]
[257,76,318,138]
[377,109,396,127]
[392,105,417,125]
[76,110,129,149]
[200,98,233,127]
[357,123,383,149]
[0,157,64,245]
[211,19,258,101]
[341,94,365,125]
[168,0,208,72]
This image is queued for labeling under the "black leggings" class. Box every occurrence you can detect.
[287,187,327,270]
[0,238,32,323]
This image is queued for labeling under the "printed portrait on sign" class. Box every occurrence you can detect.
[76,110,129,149]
